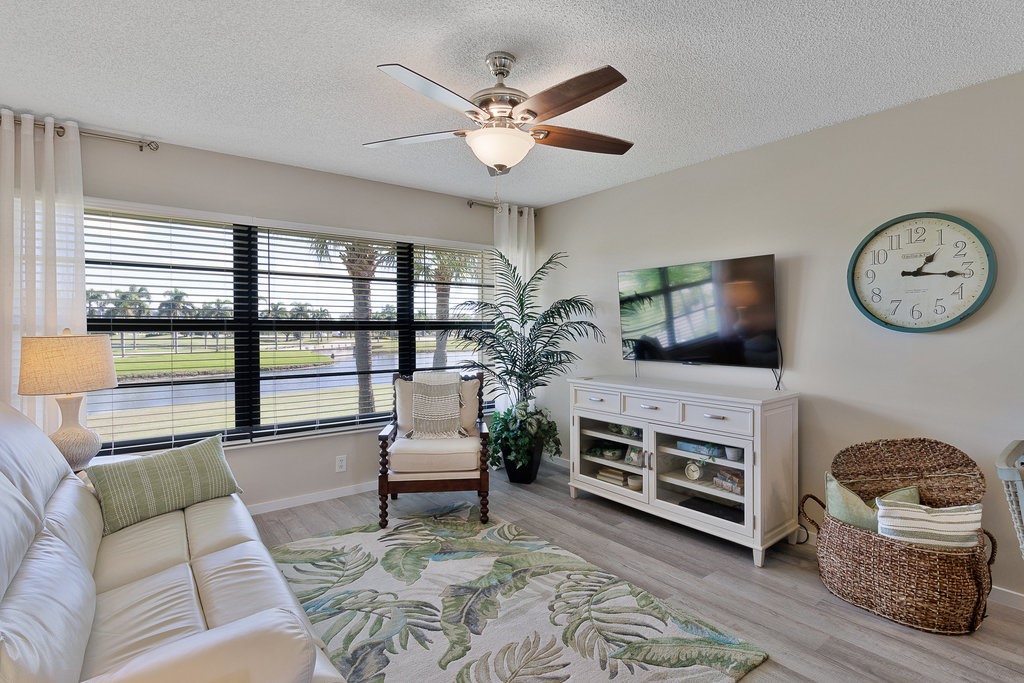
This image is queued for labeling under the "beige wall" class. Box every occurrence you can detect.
[82,139,492,511]
[535,71,1024,595]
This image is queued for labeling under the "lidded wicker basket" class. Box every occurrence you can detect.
[800,438,996,634]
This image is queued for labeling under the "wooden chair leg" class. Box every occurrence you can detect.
[479,489,489,524]
[379,494,389,528]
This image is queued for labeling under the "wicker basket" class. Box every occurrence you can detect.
[996,441,1024,561]
[799,438,996,634]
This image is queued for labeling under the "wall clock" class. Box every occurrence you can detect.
[848,212,996,332]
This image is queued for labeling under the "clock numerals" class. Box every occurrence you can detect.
[869,249,888,266]
[961,261,974,278]
[953,241,968,258]
[933,298,946,316]
[864,268,876,284]
[951,283,964,300]
[905,225,926,244]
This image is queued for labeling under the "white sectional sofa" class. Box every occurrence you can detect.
[0,403,344,683]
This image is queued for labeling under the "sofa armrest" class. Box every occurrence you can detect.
[83,608,318,683]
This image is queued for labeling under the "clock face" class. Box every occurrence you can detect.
[848,213,996,332]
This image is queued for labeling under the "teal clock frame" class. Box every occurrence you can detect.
[847,211,997,333]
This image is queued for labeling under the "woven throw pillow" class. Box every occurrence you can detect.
[85,436,241,535]
[408,371,466,439]
[875,498,983,548]
[825,472,920,532]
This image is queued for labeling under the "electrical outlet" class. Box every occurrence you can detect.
[335,455,348,473]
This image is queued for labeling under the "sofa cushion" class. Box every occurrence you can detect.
[183,494,262,559]
[190,540,311,629]
[85,436,241,535]
[93,511,188,594]
[388,436,481,473]
[0,530,94,683]
[0,403,73,517]
[81,563,207,680]
[43,473,104,572]
[81,608,319,683]
[0,476,41,599]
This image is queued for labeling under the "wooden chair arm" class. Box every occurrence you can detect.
[378,422,397,442]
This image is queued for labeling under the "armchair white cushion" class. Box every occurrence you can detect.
[378,372,489,527]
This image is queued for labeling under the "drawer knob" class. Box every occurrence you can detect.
[703,413,727,420]
[588,396,605,402]
[639,404,659,410]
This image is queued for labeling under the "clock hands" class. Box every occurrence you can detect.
[911,270,965,277]
[900,248,940,277]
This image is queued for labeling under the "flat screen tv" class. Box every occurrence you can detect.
[618,254,779,369]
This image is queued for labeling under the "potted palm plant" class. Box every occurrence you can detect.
[450,250,604,483]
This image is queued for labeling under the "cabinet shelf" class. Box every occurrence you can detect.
[581,454,645,475]
[658,445,744,470]
[580,428,642,447]
[657,469,744,503]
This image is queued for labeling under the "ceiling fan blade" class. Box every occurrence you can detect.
[363,130,467,148]
[530,125,633,155]
[512,65,626,124]
[378,64,487,120]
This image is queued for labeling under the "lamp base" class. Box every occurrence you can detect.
[50,394,102,471]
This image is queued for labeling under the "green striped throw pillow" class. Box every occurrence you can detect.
[86,436,241,535]
[875,498,982,548]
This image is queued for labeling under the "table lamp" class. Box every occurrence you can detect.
[18,329,118,469]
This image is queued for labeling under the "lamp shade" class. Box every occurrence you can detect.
[465,126,535,169]
[724,280,761,309]
[18,332,118,396]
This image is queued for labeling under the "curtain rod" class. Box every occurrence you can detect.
[10,114,159,152]
[467,200,524,216]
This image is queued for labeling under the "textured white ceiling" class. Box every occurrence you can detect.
[3,2,1024,207]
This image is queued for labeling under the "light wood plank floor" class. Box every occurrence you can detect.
[255,466,1024,682]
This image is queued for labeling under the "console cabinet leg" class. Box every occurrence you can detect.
[569,485,578,499]
[752,548,765,567]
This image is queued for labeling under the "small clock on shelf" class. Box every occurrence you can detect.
[684,460,705,481]
[847,212,996,332]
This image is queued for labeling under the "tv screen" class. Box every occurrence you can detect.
[618,254,779,369]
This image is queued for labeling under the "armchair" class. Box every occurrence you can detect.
[377,372,489,528]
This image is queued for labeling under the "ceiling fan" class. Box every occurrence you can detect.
[364,51,633,176]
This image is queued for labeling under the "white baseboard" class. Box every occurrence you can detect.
[245,480,377,515]
[794,525,1022,613]
[989,586,1024,612]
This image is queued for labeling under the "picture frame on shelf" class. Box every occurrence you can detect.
[624,445,644,466]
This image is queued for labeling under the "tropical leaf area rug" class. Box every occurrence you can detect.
[271,504,767,683]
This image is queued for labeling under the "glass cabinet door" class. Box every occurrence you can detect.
[649,426,753,534]
[574,412,647,500]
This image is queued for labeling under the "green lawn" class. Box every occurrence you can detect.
[114,349,333,377]
[90,383,396,441]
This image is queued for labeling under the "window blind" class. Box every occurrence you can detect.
[84,209,490,454]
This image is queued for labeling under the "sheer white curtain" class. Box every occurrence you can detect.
[0,110,86,426]
[493,203,535,284]
[492,203,535,410]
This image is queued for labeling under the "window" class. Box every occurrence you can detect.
[85,209,490,454]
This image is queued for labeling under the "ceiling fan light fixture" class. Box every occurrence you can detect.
[465,125,535,170]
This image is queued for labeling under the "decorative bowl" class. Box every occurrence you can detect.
[627,475,643,491]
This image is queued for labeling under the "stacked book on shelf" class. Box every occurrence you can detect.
[595,467,629,487]
[712,469,744,495]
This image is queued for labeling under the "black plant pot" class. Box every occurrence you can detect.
[502,442,543,484]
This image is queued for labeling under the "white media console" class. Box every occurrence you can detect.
[567,375,799,566]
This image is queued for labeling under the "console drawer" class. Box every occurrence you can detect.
[684,403,753,435]
[573,388,619,413]
[622,394,682,421]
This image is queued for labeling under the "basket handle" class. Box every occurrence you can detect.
[983,529,998,566]
[799,493,825,533]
